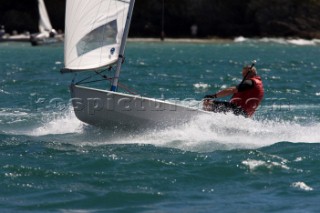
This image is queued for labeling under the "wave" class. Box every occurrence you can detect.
[234,36,320,46]
[0,107,84,137]
[127,113,320,152]
[291,182,314,191]
[29,110,84,136]
[4,104,319,152]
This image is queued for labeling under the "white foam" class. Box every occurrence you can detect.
[291,182,313,191]
[232,37,319,46]
[242,159,266,170]
[234,36,247,42]
[29,109,84,136]
[287,39,316,46]
[0,109,28,117]
[242,159,290,171]
[109,113,320,152]
[193,83,210,89]
[260,37,288,44]
[18,102,320,152]
[0,89,10,95]
[294,157,303,162]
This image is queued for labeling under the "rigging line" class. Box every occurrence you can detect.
[117,82,140,95]
[75,67,139,95]
[75,68,109,84]
[94,69,139,95]
[76,74,95,85]
[77,79,109,85]
[95,70,139,95]
[78,76,139,95]
[77,77,139,95]
[95,70,113,81]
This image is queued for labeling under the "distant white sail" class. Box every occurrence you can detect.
[64,0,130,71]
[38,0,53,34]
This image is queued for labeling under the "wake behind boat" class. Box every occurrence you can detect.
[61,0,207,130]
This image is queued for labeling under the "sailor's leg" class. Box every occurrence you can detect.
[203,100,247,117]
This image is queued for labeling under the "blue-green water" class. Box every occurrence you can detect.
[0,39,320,212]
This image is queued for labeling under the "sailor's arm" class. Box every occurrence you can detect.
[204,86,237,99]
[214,86,238,98]
[204,80,253,99]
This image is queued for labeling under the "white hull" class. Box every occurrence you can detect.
[30,35,62,46]
[70,84,207,129]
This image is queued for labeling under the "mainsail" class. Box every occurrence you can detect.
[62,0,131,72]
[38,0,53,34]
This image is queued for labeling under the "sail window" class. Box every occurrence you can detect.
[76,20,118,56]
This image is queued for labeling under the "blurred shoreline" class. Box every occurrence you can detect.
[128,36,320,45]
[128,37,233,43]
[1,36,320,46]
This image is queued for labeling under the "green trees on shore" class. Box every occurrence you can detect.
[0,0,319,38]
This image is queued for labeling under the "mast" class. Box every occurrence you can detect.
[110,0,136,92]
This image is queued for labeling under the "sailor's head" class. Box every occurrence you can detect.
[242,65,257,78]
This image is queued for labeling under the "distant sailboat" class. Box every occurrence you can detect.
[61,0,206,130]
[30,0,62,46]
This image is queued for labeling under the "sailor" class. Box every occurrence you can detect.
[203,65,264,117]
[49,29,57,38]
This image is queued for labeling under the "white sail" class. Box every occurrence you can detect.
[63,0,131,72]
[38,0,53,34]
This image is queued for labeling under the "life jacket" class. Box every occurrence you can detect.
[230,76,264,117]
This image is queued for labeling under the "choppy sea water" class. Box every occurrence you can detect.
[0,38,320,212]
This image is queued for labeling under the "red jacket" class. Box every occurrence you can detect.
[230,76,264,117]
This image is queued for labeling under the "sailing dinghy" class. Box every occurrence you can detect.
[61,0,207,129]
[30,0,62,46]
